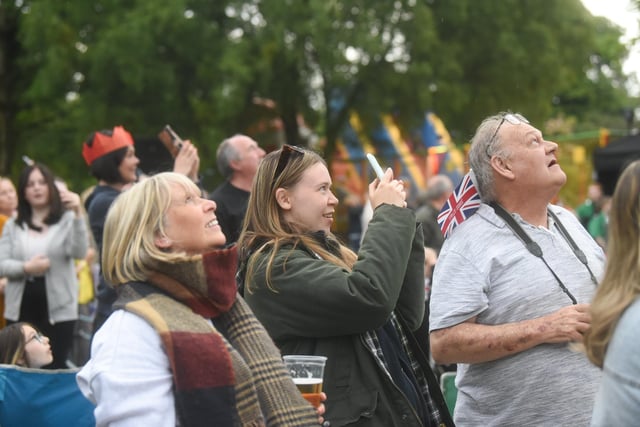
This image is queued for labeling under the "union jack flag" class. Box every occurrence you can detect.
[437,170,482,239]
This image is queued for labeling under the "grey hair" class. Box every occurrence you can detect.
[468,112,514,202]
[418,175,454,204]
[216,135,244,179]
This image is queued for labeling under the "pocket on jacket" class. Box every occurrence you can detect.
[328,388,378,425]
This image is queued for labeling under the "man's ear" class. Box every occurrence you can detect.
[154,234,172,249]
[229,158,242,172]
[275,188,292,210]
[490,155,515,181]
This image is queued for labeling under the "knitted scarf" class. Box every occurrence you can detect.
[113,246,318,427]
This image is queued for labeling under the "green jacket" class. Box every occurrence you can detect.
[244,205,432,426]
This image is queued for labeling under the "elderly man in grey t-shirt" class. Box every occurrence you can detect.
[429,112,604,426]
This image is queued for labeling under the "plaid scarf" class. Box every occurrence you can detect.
[114,247,318,427]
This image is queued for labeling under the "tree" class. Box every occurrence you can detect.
[0,1,27,176]
[0,0,636,191]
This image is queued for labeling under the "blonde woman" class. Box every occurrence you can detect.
[77,172,323,426]
[585,159,640,426]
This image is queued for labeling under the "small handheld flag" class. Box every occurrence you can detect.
[437,170,481,239]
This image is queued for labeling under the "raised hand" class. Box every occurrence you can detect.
[173,140,200,182]
[368,168,407,209]
[59,188,82,215]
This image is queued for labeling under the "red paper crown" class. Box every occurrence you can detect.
[82,126,134,166]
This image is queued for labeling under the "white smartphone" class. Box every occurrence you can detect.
[366,153,385,180]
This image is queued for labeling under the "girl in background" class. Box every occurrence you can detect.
[0,322,53,368]
[0,163,88,368]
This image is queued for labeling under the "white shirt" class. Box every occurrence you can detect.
[77,310,177,427]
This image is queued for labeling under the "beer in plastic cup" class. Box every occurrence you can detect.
[283,355,327,408]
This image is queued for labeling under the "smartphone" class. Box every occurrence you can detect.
[158,125,184,158]
[366,153,385,180]
[54,180,73,210]
[22,155,34,166]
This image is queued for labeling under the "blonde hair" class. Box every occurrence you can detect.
[584,160,640,367]
[101,172,201,285]
[238,147,357,292]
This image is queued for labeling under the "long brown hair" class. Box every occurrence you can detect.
[238,147,357,292]
[584,160,640,367]
[16,163,64,231]
[0,323,29,366]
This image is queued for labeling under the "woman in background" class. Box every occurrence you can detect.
[0,176,17,225]
[585,159,640,426]
[0,322,53,368]
[82,125,200,333]
[0,176,18,329]
[82,126,140,333]
[77,172,322,426]
[0,163,88,368]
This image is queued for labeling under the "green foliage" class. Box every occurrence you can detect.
[0,0,638,194]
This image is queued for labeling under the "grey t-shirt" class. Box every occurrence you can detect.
[430,204,604,427]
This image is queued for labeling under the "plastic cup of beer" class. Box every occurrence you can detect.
[283,355,327,408]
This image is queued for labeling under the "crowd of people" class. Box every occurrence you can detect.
[0,163,89,368]
[0,112,638,425]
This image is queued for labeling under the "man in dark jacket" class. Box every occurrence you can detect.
[209,135,265,245]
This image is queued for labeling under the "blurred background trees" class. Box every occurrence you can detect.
[0,0,637,191]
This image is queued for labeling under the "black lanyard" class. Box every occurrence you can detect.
[490,202,598,305]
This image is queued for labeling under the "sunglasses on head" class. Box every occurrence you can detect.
[272,144,305,188]
[486,113,529,157]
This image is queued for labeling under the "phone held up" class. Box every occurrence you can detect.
[158,125,183,158]
[366,153,385,180]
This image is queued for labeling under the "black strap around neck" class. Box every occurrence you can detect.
[489,202,596,305]
[547,209,598,285]
[490,203,543,258]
